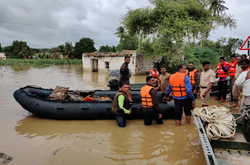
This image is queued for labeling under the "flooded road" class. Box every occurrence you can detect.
[0,65,206,165]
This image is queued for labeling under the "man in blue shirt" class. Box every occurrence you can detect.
[163,64,196,126]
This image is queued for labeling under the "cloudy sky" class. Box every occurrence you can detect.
[0,0,249,54]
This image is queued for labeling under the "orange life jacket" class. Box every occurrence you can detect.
[185,69,198,85]
[140,85,154,108]
[169,72,187,97]
[217,62,229,78]
[229,60,237,76]
[149,70,159,79]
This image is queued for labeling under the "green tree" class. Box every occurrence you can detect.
[74,38,96,58]
[3,40,31,58]
[217,37,243,57]
[0,42,2,52]
[123,0,211,68]
[114,26,126,43]
[201,0,237,45]
[99,45,116,52]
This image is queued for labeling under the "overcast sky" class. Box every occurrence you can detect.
[0,0,249,54]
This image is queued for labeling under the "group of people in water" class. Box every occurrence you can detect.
[111,54,250,127]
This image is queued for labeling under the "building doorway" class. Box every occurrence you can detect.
[92,59,98,72]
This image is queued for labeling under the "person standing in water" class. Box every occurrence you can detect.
[164,64,195,126]
[141,76,163,126]
[111,82,132,127]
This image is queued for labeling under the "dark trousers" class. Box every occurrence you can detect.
[143,111,163,126]
[116,115,126,127]
[218,80,228,100]
[174,98,192,121]
[229,79,234,101]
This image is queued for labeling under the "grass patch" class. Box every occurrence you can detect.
[0,59,82,68]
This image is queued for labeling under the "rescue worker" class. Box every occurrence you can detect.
[164,64,196,126]
[156,66,171,99]
[149,66,159,80]
[214,57,229,102]
[231,56,243,109]
[198,61,215,107]
[140,76,163,126]
[186,62,200,109]
[235,59,250,112]
[111,82,132,127]
[228,55,237,104]
[119,56,132,102]
[149,66,159,87]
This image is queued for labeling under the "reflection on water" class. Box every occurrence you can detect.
[0,65,205,165]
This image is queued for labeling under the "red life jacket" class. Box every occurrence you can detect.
[149,70,159,79]
[229,60,237,76]
[217,62,229,78]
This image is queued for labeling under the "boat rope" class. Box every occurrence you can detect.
[194,105,237,141]
[13,90,36,103]
[44,89,50,98]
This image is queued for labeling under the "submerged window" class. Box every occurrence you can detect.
[105,62,109,69]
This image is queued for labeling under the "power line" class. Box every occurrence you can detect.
[43,0,122,19]
[0,20,111,33]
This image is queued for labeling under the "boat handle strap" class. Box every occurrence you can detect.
[57,107,64,110]
[82,108,89,110]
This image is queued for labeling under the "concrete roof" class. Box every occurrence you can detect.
[83,50,135,57]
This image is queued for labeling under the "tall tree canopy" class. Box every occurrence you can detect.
[99,45,116,52]
[114,26,138,51]
[3,40,30,58]
[123,0,211,67]
[122,0,237,68]
[74,38,96,58]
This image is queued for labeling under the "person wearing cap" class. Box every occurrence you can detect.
[198,61,215,107]
[214,57,229,102]
[163,64,195,126]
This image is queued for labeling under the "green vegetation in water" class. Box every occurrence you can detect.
[0,59,82,68]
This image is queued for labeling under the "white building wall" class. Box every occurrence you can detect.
[0,52,6,60]
[82,54,137,75]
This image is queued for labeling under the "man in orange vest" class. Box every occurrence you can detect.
[140,76,163,126]
[186,62,200,97]
[214,57,229,102]
[163,64,195,126]
[228,55,237,104]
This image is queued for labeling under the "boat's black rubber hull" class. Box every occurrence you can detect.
[14,87,175,120]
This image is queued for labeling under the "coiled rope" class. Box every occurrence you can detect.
[194,105,237,141]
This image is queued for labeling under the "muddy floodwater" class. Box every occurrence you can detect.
[0,65,206,165]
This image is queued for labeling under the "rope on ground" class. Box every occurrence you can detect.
[194,105,237,141]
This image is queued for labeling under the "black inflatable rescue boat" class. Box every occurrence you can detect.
[13,86,175,120]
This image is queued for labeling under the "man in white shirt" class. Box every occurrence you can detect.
[235,59,250,112]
